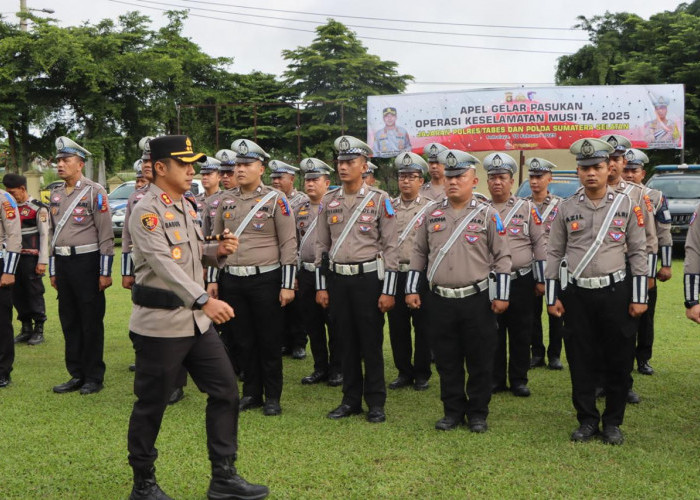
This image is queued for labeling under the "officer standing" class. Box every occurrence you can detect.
[212,139,297,416]
[486,153,546,397]
[195,156,222,219]
[315,135,398,423]
[270,160,309,359]
[523,158,564,370]
[49,137,114,395]
[387,152,432,391]
[420,142,449,201]
[134,164,148,190]
[3,174,48,346]
[126,135,268,500]
[363,161,379,187]
[685,204,700,323]
[406,148,511,431]
[201,150,236,239]
[0,185,21,388]
[296,158,342,386]
[621,149,673,375]
[546,138,648,445]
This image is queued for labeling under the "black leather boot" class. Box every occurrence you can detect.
[207,456,269,500]
[129,465,173,500]
[14,321,33,343]
[27,320,45,345]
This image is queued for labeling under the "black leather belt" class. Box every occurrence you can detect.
[132,284,185,309]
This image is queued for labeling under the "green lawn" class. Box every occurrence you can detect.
[1,253,699,499]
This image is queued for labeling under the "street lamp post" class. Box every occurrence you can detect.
[18,0,55,31]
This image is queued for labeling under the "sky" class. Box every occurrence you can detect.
[6,0,686,94]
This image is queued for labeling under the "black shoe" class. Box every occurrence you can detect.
[291,347,306,360]
[14,322,33,344]
[548,357,564,370]
[281,346,291,356]
[301,371,328,385]
[468,418,488,433]
[327,373,343,387]
[129,465,173,500]
[129,363,136,372]
[413,378,430,391]
[366,406,386,423]
[595,387,605,399]
[627,390,641,404]
[492,383,509,394]
[388,375,413,390]
[637,361,654,375]
[27,321,45,345]
[529,356,545,368]
[435,416,464,431]
[601,425,624,445]
[208,457,269,500]
[168,387,185,405]
[511,385,531,397]
[263,399,281,416]
[79,382,103,395]
[570,423,599,442]
[239,396,263,412]
[327,403,362,419]
[53,377,84,393]
[0,374,10,388]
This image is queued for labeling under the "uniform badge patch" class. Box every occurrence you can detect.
[299,221,305,228]
[465,234,480,243]
[164,211,175,221]
[431,209,444,217]
[51,207,58,215]
[531,208,543,225]
[277,198,290,216]
[254,211,265,218]
[384,198,395,217]
[97,193,108,212]
[210,210,216,217]
[508,227,521,235]
[432,223,443,231]
[643,195,654,213]
[252,222,265,230]
[2,201,16,220]
[609,231,624,241]
[612,218,624,227]
[467,223,480,231]
[366,200,375,208]
[172,247,182,260]
[73,207,86,215]
[40,212,48,223]
[160,193,172,205]
[73,216,84,223]
[52,195,61,203]
[173,230,181,241]
[299,210,308,216]
[224,212,231,219]
[633,206,645,227]
[330,215,340,224]
[492,214,505,235]
[20,207,30,217]
[359,225,371,233]
[328,200,340,208]
[360,214,373,222]
[570,221,580,231]
[141,213,159,231]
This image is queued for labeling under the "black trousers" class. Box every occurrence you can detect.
[221,269,284,401]
[127,326,238,469]
[328,271,386,408]
[12,254,46,323]
[282,292,307,350]
[636,285,657,363]
[55,253,106,384]
[427,290,497,421]
[0,262,14,377]
[494,274,535,388]
[531,294,563,360]
[561,279,637,427]
[297,269,340,375]
[387,272,431,381]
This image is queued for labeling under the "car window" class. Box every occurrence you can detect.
[647,177,700,199]
[109,183,135,200]
[515,178,581,198]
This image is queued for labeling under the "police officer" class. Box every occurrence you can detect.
[0,185,21,388]
[195,156,222,219]
[212,139,297,416]
[363,161,379,187]
[49,137,114,395]
[3,174,49,346]
[685,204,700,324]
[135,163,148,190]
[126,135,268,500]
[524,158,564,370]
[546,138,648,445]
[315,135,398,423]
[486,153,546,397]
[373,107,412,156]
[406,148,511,431]
[420,142,449,201]
[202,149,236,239]
[621,149,673,375]
[270,160,309,359]
[387,152,432,391]
[296,158,342,386]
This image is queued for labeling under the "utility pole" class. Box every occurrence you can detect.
[18,0,54,31]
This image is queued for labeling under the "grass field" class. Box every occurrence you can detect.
[1,250,699,499]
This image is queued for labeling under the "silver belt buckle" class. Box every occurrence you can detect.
[55,246,70,256]
[591,277,601,288]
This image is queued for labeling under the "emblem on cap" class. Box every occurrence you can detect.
[492,155,503,167]
[220,151,229,162]
[429,144,438,156]
[446,152,457,167]
[402,154,412,166]
[57,138,65,150]
[607,136,618,148]
[306,159,314,169]
[625,150,635,161]
[239,141,249,155]
[339,137,350,152]
[185,137,193,152]
[581,140,594,157]
[530,159,540,169]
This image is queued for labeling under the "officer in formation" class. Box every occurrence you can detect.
[125,135,268,500]
[685,204,700,323]
[315,135,398,423]
[420,142,449,201]
[296,158,342,386]
[387,152,432,391]
[485,153,546,397]
[212,139,297,417]
[3,174,49,346]
[621,148,673,375]
[194,156,222,218]
[49,137,114,395]
[524,158,564,370]
[0,182,21,388]
[546,138,648,445]
[200,149,235,238]
[363,161,379,187]
[407,148,511,431]
[134,164,148,190]
[270,160,309,359]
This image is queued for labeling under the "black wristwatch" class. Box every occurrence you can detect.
[193,293,210,310]
[685,300,699,309]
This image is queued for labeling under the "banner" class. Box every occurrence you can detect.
[367,84,684,158]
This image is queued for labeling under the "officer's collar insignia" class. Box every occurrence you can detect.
[530,159,540,169]
[581,140,594,157]
[492,155,503,167]
[160,193,172,205]
[239,141,249,155]
[608,192,614,200]
[446,152,457,167]
[339,137,350,152]
[607,136,618,147]
[579,194,585,202]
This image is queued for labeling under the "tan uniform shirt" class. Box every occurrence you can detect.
[314,183,398,270]
[684,206,700,276]
[48,176,115,256]
[393,195,430,266]
[420,182,446,202]
[610,179,658,256]
[645,187,673,248]
[18,197,49,264]
[213,184,297,267]
[489,195,547,273]
[287,188,310,217]
[122,184,152,253]
[0,189,22,274]
[129,183,222,337]
[297,200,321,265]
[545,187,647,279]
[526,193,562,245]
[410,197,511,288]
[202,190,223,237]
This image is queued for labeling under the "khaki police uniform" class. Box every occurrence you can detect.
[202,189,223,238]
[0,190,22,385]
[684,206,700,309]
[122,184,151,277]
